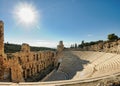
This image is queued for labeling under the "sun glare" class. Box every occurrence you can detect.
[14,2,39,26]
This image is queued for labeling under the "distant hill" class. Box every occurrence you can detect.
[4,43,56,53]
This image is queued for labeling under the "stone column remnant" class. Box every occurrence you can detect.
[21,43,30,53]
[0,21,6,80]
[57,41,64,53]
[0,21,4,57]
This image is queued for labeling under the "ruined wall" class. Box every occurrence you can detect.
[0,21,4,57]
[0,21,7,80]
[5,43,55,82]
[82,40,120,54]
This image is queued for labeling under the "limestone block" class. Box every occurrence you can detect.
[21,43,30,53]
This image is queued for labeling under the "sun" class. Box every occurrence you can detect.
[17,6,35,24]
[14,2,39,26]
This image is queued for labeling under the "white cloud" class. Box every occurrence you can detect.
[35,40,57,48]
[87,34,93,37]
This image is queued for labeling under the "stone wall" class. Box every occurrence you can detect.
[5,44,55,82]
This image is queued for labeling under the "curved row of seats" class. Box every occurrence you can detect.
[72,51,120,79]
[80,64,94,78]
[93,55,120,77]
[92,53,115,66]
[73,64,95,80]
[72,51,105,62]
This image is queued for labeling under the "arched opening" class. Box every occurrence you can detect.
[56,58,62,70]
[36,54,38,61]
[9,68,12,81]
[27,56,29,62]
[33,54,36,61]
[56,62,60,70]
[23,70,25,79]
[27,69,30,78]
[37,65,39,73]
[18,57,22,64]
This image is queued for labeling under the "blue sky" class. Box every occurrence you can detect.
[0,0,120,48]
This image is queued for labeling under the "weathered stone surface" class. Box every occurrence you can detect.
[0,21,7,80]
[81,40,120,54]
[6,46,55,82]
[0,21,4,57]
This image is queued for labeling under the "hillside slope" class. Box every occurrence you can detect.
[4,43,56,53]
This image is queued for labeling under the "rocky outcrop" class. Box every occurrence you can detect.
[82,40,120,54]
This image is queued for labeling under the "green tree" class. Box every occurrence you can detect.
[108,33,118,41]
[75,43,77,48]
[70,44,73,48]
[81,40,84,45]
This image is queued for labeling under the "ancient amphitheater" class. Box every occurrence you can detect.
[0,21,120,86]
